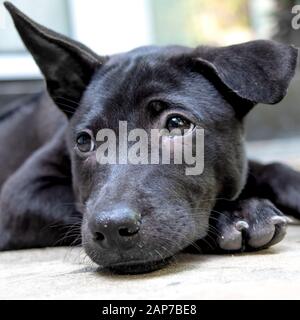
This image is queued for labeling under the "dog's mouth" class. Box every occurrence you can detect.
[105,257,173,275]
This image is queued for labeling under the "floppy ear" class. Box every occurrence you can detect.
[192,40,298,116]
[5,2,106,117]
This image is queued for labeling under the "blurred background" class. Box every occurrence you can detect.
[0,0,300,165]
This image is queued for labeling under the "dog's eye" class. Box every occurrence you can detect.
[76,132,95,153]
[166,116,194,135]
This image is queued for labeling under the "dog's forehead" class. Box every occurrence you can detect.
[76,46,189,128]
[93,45,194,89]
[101,46,186,84]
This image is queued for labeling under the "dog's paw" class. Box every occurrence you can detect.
[215,199,288,252]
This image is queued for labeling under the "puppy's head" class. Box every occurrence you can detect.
[6,2,298,274]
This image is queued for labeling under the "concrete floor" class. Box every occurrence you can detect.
[0,224,299,300]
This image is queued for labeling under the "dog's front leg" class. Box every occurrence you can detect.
[240,161,300,219]
[0,129,81,251]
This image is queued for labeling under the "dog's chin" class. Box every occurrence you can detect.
[105,258,173,275]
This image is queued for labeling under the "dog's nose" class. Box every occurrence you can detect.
[89,207,141,250]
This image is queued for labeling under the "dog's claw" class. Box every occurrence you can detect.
[271,216,288,225]
[235,221,249,231]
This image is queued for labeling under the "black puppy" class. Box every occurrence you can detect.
[0,2,300,274]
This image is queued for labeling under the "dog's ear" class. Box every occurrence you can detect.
[5,2,106,117]
[191,40,298,117]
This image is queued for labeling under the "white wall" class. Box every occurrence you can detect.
[70,0,153,55]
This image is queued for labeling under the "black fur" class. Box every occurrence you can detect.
[0,2,299,274]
